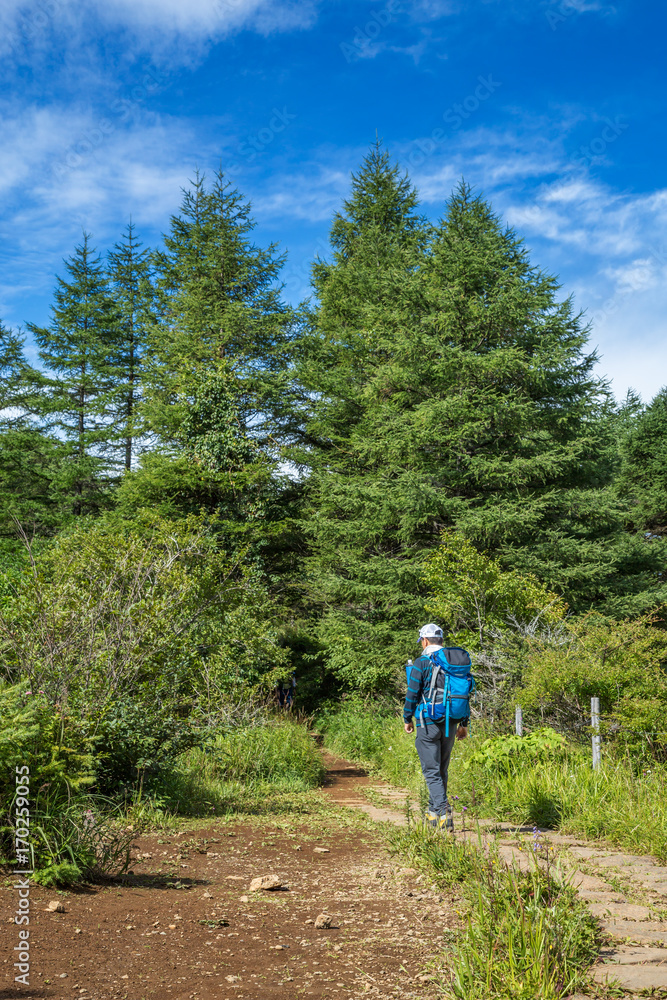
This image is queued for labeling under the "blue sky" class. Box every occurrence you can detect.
[1,0,665,400]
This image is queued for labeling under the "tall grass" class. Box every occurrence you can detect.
[156,718,326,816]
[390,824,599,1000]
[319,701,425,793]
[321,704,667,862]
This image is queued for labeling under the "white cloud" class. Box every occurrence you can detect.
[0,0,318,62]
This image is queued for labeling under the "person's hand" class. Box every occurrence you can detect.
[404,721,414,734]
[456,725,468,740]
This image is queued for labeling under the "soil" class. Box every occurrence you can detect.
[1,757,458,1000]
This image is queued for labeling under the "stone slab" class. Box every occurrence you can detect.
[570,871,613,892]
[600,947,667,965]
[589,903,652,921]
[602,919,667,944]
[592,964,667,989]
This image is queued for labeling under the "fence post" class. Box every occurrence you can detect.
[515,705,523,737]
[591,696,601,770]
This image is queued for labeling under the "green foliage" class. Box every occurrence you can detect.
[462,728,566,774]
[0,514,290,719]
[620,387,667,532]
[89,699,209,794]
[0,682,95,815]
[424,532,567,649]
[518,612,667,758]
[391,826,598,1000]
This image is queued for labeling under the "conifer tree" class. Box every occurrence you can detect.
[107,223,155,469]
[294,145,429,689]
[0,323,30,419]
[0,325,75,549]
[27,233,117,514]
[143,169,293,446]
[298,167,666,691]
[619,388,667,532]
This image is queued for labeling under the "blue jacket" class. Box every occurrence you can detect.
[404,648,469,729]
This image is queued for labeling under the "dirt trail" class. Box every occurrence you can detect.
[325,759,667,995]
[1,758,453,1000]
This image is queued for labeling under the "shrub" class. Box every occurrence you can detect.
[463,728,566,774]
[424,532,567,650]
[518,611,667,759]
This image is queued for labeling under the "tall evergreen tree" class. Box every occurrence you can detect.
[293,145,429,689]
[0,323,31,419]
[107,223,155,470]
[0,325,75,551]
[297,167,666,691]
[619,388,667,533]
[27,233,117,514]
[143,169,293,446]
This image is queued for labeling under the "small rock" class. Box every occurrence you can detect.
[59,973,68,978]
[314,913,333,929]
[74,928,82,934]
[47,900,66,913]
[239,895,249,903]
[201,891,213,898]
[249,875,285,892]
[313,847,330,854]
[120,974,128,980]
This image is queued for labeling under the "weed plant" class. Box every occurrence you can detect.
[391,824,599,999]
[322,704,667,862]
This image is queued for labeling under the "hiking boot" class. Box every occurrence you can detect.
[424,811,438,829]
[438,809,454,833]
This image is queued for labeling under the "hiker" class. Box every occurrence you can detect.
[403,623,472,831]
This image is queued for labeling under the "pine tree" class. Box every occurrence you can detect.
[294,145,429,690]
[107,223,155,470]
[27,233,117,514]
[143,169,293,446]
[619,388,667,532]
[0,323,30,418]
[0,325,75,551]
[297,169,666,691]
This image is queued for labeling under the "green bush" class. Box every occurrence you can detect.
[518,612,667,760]
[463,728,566,774]
[0,681,95,814]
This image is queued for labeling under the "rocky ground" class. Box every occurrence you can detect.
[5,753,667,998]
[0,757,454,1000]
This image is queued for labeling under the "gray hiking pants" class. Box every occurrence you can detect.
[415,720,459,816]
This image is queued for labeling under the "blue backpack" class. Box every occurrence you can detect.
[424,647,475,735]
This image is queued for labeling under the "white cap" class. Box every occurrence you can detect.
[418,622,443,641]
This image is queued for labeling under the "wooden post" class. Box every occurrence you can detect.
[591,696,601,770]
[515,705,523,737]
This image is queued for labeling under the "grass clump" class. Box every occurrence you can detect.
[319,699,425,793]
[155,718,326,816]
[391,824,599,999]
